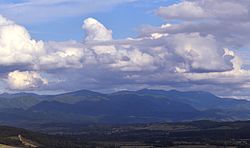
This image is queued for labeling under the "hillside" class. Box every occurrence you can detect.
[0,126,100,147]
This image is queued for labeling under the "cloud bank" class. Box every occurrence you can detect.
[0,0,250,98]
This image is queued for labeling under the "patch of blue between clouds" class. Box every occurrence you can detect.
[25,0,180,41]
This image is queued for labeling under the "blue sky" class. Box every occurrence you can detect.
[17,0,179,41]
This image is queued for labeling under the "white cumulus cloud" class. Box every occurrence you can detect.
[0,15,44,66]
[7,70,48,90]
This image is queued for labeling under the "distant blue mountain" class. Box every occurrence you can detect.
[0,89,250,124]
[50,89,108,104]
[135,89,250,111]
[29,93,201,123]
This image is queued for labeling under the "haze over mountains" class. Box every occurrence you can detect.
[0,89,250,126]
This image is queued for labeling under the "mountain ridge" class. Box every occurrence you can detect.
[0,89,250,125]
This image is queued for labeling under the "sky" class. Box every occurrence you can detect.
[1,0,177,41]
[0,0,250,99]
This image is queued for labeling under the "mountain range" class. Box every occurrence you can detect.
[0,89,250,126]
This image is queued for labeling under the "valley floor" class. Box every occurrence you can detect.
[2,120,250,147]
